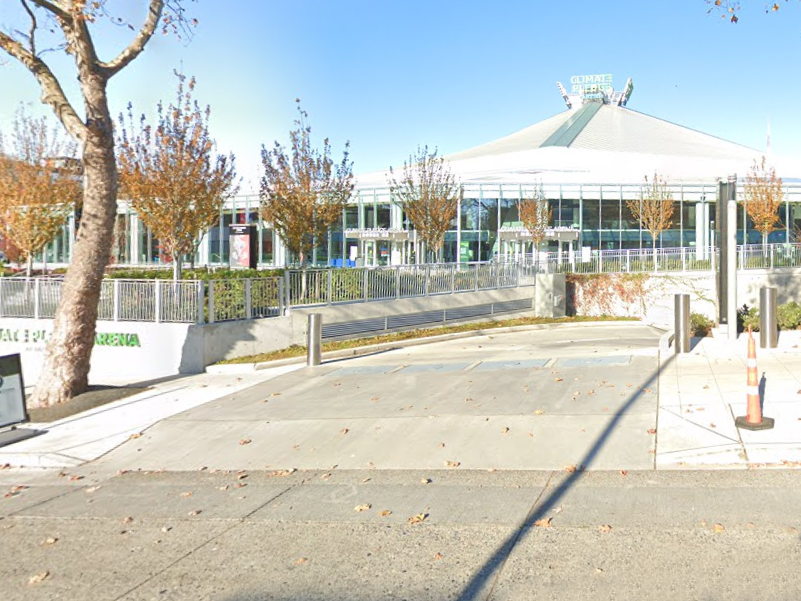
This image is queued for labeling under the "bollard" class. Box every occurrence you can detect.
[307,313,322,367]
[759,286,778,349]
[674,294,690,354]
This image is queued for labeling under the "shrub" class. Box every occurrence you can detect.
[777,301,801,330]
[690,312,713,337]
[737,304,760,332]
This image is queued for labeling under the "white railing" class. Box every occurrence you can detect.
[282,262,523,308]
[4,244,800,324]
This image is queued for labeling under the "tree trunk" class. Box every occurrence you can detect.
[26,254,33,278]
[173,257,182,281]
[30,83,117,408]
[652,238,658,271]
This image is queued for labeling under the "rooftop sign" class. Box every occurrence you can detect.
[570,74,613,96]
[557,74,633,108]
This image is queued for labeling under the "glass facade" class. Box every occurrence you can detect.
[25,181,801,269]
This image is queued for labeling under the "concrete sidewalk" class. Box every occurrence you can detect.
[0,365,303,468]
[1,322,800,472]
[657,330,801,469]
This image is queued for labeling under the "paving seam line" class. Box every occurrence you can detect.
[110,479,301,601]
[478,470,556,601]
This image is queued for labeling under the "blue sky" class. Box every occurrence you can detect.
[3,1,801,192]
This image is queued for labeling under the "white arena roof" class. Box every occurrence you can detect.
[356,85,801,188]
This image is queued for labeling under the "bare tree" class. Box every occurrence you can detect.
[517,186,552,270]
[627,172,675,269]
[743,156,783,249]
[388,146,461,263]
[118,75,238,281]
[260,101,353,267]
[0,108,81,276]
[0,1,192,407]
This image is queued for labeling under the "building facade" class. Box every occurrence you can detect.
[27,75,801,269]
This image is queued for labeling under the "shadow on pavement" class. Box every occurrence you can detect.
[448,348,676,601]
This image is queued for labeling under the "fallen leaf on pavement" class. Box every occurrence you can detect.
[42,537,58,545]
[270,392,281,397]
[554,377,563,382]
[28,571,49,585]
[362,477,371,483]
[122,516,133,524]
[321,473,331,480]
[564,465,577,473]
[501,427,510,434]
[128,433,142,440]
[408,513,428,525]
[68,475,84,481]
[85,486,101,493]
[528,432,534,437]
[710,423,717,428]
[444,461,460,468]
[266,469,295,477]
[437,442,445,448]
[599,524,613,533]
[434,553,444,560]
[236,473,248,481]
[239,439,251,445]
[534,517,552,528]
[379,510,392,517]
[647,428,657,435]
[713,523,725,533]
[340,428,349,435]
[295,557,308,565]
[644,388,652,393]
[370,396,379,402]
[421,478,431,484]
[620,470,628,476]
[188,510,202,516]
[218,485,229,491]
[533,409,544,415]
[595,567,604,574]
[354,504,371,512]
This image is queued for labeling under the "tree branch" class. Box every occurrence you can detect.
[99,0,165,78]
[27,0,70,21]
[19,0,37,54]
[0,31,88,141]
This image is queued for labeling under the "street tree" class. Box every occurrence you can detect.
[627,172,675,268]
[0,108,81,277]
[743,157,784,248]
[517,186,552,269]
[260,101,354,267]
[388,146,462,263]
[0,1,193,407]
[118,75,238,281]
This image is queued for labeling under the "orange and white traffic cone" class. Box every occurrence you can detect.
[735,327,774,431]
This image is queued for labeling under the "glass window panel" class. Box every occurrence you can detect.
[460,198,479,230]
[376,204,391,229]
[500,197,519,227]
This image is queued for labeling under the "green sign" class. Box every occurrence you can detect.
[0,328,141,348]
[459,241,473,263]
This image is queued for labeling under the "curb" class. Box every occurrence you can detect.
[206,320,650,374]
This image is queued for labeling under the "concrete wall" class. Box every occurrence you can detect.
[0,318,196,385]
[568,268,801,327]
[287,287,536,343]
[1,286,536,384]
